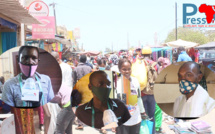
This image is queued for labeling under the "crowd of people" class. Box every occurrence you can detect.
[68,46,171,134]
[0,45,215,134]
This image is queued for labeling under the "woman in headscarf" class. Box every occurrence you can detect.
[157,57,171,74]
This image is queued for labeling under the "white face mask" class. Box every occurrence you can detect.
[102,109,118,130]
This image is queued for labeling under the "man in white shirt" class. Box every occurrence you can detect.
[51,52,73,88]
[51,52,74,134]
[173,61,215,118]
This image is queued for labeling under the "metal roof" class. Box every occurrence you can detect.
[196,42,215,49]
[0,0,40,24]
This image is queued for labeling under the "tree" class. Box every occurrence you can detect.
[204,30,215,42]
[165,27,208,45]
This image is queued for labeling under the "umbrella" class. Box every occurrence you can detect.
[164,39,199,49]
[79,51,101,56]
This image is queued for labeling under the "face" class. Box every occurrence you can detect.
[178,49,182,54]
[136,50,141,56]
[178,64,202,83]
[20,48,39,65]
[2,77,4,84]
[89,73,111,88]
[120,62,131,79]
[99,63,106,68]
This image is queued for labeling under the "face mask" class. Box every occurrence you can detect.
[19,63,38,78]
[179,80,198,94]
[99,67,106,71]
[91,85,111,103]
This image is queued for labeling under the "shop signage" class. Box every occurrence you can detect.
[28,0,49,16]
[32,16,55,39]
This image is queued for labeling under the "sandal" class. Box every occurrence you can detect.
[75,125,84,130]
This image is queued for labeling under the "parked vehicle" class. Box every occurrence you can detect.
[199,50,215,62]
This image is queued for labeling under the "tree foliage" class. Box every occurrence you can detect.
[165,27,208,45]
[204,30,215,42]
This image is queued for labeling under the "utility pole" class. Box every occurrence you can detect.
[20,0,25,46]
[127,33,129,50]
[49,2,57,35]
[112,42,113,52]
[175,2,177,40]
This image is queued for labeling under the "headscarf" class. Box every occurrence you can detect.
[157,57,171,69]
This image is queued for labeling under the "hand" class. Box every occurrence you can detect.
[111,127,116,133]
[141,112,148,120]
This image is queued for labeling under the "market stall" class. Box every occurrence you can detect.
[163,39,199,49]
[195,41,215,50]
[151,47,173,63]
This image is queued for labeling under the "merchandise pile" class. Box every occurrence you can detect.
[190,121,212,134]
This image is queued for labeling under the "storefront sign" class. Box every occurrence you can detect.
[28,0,49,16]
[74,28,80,39]
[32,16,55,39]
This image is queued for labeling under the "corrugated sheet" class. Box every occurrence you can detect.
[0,0,40,24]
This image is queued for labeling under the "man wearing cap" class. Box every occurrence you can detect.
[141,46,158,134]
[173,61,215,117]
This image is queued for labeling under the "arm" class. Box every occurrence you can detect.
[177,55,182,62]
[43,104,51,134]
[47,77,54,103]
[122,102,131,123]
[1,82,15,107]
[72,70,77,87]
[137,88,145,113]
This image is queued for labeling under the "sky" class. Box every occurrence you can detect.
[41,0,215,52]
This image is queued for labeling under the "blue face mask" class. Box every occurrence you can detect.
[179,80,198,94]
[99,67,106,70]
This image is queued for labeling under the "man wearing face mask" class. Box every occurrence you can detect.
[75,71,131,131]
[2,46,54,107]
[173,61,215,117]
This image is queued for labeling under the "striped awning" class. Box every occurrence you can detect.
[0,0,40,24]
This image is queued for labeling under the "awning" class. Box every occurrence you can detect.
[195,42,215,49]
[26,35,72,48]
[79,51,101,56]
[0,0,40,24]
[163,39,199,49]
[151,47,172,52]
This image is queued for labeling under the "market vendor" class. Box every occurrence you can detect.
[2,46,54,108]
[173,61,215,117]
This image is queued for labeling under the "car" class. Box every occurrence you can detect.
[199,50,215,62]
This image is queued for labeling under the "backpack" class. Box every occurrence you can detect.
[143,60,158,94]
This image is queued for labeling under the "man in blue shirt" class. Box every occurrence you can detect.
[177,47,192,62]
[2,46,54,107]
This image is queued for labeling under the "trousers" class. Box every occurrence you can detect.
[54,106,75,134]
[142,95,156,134]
